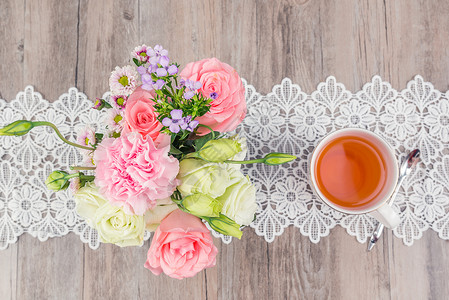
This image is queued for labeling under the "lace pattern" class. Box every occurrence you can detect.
[1,76,448,249]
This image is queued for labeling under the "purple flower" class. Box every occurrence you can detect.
[209,92,218,99]
[141,73,154,91]
[159,56,170,67]
[184,79,202,91]
[168,65,178,75]
[153,79,165,90]
[162,109,186,133]
[137,66,147,75]
[180,117,199,132]
[187,120,200,131]
[146,45,169,68]
[184,91,195,100]
[156,68,168,77]
[153,45,168,57]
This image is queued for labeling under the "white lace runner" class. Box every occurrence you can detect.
[1,76,448,249]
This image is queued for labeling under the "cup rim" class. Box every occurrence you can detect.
[309,128,399,215]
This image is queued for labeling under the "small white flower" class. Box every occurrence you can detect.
[290,100,331,141]
[425,99,449,142]
[109,65,138,96]
[335,99,375,128]
[105,108,124,134]
[131,44,150,63]
[410,178,447,222]
[76,125,96,147]
[380,98,419,140]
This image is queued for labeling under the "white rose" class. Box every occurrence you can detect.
[74,182,145,247]
[177,158,231,198]
[73,182,107,227]
[218,174,257,226]
[94,203,145,247]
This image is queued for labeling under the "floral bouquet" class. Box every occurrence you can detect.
[0,45,295,279]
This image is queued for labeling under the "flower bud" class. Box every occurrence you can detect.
[264,153,297,165]
[0,120,34,136]
[93,98,112,110]
[182,193,222,218]
[199,139,242,163]
[45,170,70,191]
[205,214,243,239]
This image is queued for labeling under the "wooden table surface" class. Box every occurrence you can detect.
[1,0,449,299]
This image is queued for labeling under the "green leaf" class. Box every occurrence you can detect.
[194,131,220,151]
[94,133,104,144]
[132,58,141,66]
[169,145,182,155]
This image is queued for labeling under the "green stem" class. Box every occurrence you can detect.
[224,158,265,164]
[80,175,95,181]
[70,166,96,171]
[33,121,95,151]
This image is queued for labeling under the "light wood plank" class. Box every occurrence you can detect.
[0,0,25,100]
[0,244,18,300]
[0,0,24,298]
[16,1,84,299]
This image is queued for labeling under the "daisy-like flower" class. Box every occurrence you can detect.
[111,95,128,109]
[106,108,124,134]
[76,126,96,147]
[109,65,138,96]
[131,44,150,63]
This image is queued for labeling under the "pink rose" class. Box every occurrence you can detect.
[93,133,179,215]
[180,58,246,134]
[145,209,218,279]
[124,86,169,146]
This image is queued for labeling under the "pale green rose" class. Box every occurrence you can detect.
[74,182,145,247]
[177,158,230,198]
[199,138,242,163]
[73,182,107,227]
[94,203,145,247]
[144,197,178,232]
[218,174,257,226]
[182,193,222,217]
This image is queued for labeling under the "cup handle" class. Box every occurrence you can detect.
[369,205,400,229]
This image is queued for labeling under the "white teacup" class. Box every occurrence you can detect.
[309,128,400,228]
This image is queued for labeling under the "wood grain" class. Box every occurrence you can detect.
[1,0,449,299]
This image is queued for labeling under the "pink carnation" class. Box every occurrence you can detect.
[180,58,246,135]
[93,133,179,215]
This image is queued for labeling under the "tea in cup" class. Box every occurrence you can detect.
[310,128,400,228]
